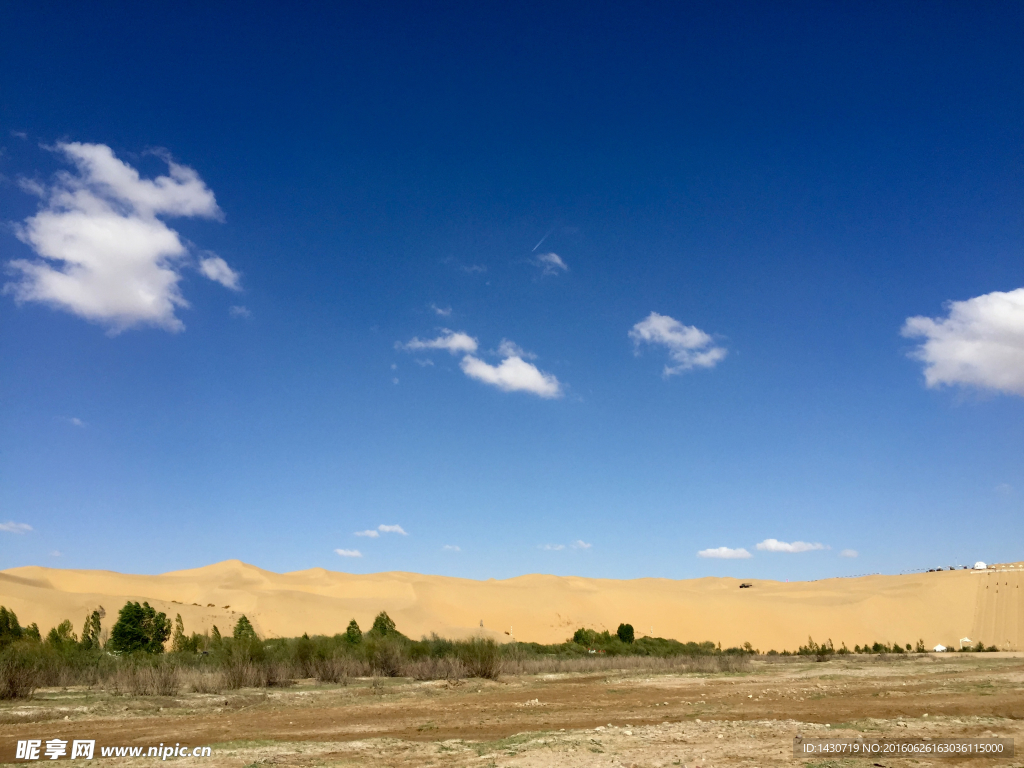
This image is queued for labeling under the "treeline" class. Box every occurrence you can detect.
[0,605,753,700]
[763,636,1000,660]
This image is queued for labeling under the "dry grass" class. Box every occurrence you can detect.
[503,653,750,676]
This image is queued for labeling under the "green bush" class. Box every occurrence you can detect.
[108,602,171,654]
[616,623,635,644]
[457,638,502,680]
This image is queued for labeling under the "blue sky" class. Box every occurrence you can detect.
[1,2,1022,581]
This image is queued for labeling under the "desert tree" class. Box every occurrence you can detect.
[232,615,257,641]
[370,611,396,637]
[345,618,362,644]
[108,601,171,654]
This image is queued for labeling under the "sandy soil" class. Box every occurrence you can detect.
[2,655,1023,766]
[2,561,1024,651]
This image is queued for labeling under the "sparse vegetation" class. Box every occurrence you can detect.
[6,601,1004,701]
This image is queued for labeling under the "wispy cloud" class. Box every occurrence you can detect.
[68,417,85,428]
[50,550,62,557]
[539,544,566,551]
[198,254,241,290]
[0,521,33,534]
[535,252,568,276]
[397,329,478,355]
[442,257,486,274]
[229,305,251,318]
[415,358,434,367]
[10,130,28,139]
[571,540,592,550]
[378,524,407,535]
[756,538,827,553]
[697,546,751,559]
[354,530,379,538]
[442,544,461,552]
[497,339,537,359]
[629,312,727,376]
[430,303,452,317]
[5,142,234,333]
[903,288,1024,396]
[839,549,858,558]
[334,548,362,557]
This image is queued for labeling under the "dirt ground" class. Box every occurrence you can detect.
[2,655,1023,767]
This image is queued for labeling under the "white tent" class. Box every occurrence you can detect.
[974,561,987,569]
[933,644,947,652]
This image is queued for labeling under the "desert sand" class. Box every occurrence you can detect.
[1,560,1022,651]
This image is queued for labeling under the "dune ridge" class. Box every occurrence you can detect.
[1,560,1021,651]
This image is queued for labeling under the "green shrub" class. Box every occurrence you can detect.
[458,638,502,680]
[109,602,171,654]
[0,643,37,699]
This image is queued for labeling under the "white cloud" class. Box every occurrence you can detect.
[540,544,566,551]
[497,339,537,359]
[995,483,1013,497]
[400,328,563,398]
[415,358,434,367]
[398,329,478,355]
[0,521,33,534]
[10,130,28,139]
[6,142,233,332]
[902,288,1024,396]
[334,548,362,557]
[198,255,241,290]
[571,540,592,550]
[378,524,407,535]
[69,417,85,427]
[392,377,399,385]
[697,546,752,559]
[839,549,858,558]
[430,303,452,317]
[229,305,251,318]
[535,252,568,275]
[461,353,562,398]
[50,550,62,557]
[629,312,727,375]
[756,538,827,553]
[354,530,380,538]
[442,544,461,552]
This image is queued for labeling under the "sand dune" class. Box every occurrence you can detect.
[1,560,1022,651]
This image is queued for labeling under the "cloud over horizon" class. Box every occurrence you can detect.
[903,287,1024,396]
[334,548,362,557]
[697,546,752,559]
[6,142,235,332]
[0,521,33,534]
[629,312,727,375]
[756,538,827,553]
